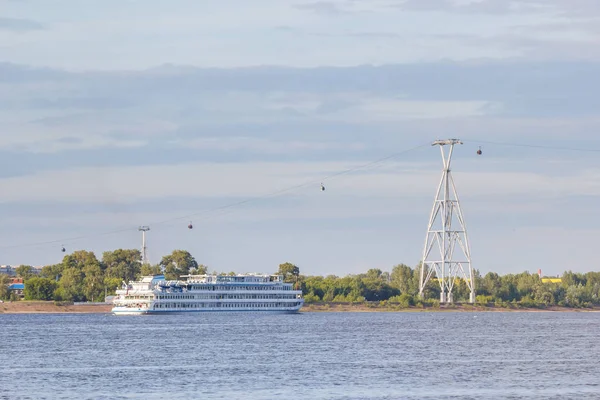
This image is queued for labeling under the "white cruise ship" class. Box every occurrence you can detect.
[111,273,304,315]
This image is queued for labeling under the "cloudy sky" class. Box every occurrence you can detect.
[1,0,600,277]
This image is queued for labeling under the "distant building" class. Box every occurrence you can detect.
[541,278,562,284]
[8,278,25,297]
[0,265,44,277]
[0,265,16,276]
[31,266,43,276]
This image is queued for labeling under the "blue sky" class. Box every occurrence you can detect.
[1,0,600,276]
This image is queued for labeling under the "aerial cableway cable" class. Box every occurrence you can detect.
[148,142,431,228]
[472,139,600,154]
[0,142,431,251]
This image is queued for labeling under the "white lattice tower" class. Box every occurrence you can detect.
[139,226,150,265]
[419,139,475,304]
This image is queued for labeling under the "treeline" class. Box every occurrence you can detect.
[279,263,600,309]
[0,249,203,302]
[3,252,600,308]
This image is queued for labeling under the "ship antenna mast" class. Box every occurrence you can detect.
[419,139,476,304]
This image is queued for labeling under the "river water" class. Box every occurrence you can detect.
[0,311,599,399]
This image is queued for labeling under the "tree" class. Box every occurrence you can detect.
[366,268,383,280]
[480,272,501,297]
[58,267,85,302]
[16,265,36,280]
[141,264,162,276]
[562,270,585,287]
[389,293,414,308]
[83,264,104,302]
[0,274,11,300]
[391,264,419,295]
[103,249,142,283]
[361,278,399,301]
[160,250,198,280]
[63,250,101,271]
[278,262,300,283]
[24,277,57,301]
[104,277,123,295]
[190,264,208,275]
[40,264,64,281]
[53,250,105,302]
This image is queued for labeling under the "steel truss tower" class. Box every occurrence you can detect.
[419,139,475,304]
[138,226,150,265]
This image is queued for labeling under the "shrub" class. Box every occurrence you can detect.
[388,293,414,308]
[518,295,538,308]
[475,295,493,305]
[303,293,321,303]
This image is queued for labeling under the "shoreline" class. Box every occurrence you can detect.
[2,301,599,314]
[0,302,113,314]
[301,303,600,312]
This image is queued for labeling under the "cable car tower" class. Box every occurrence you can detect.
[419,139,475,304]
[138,226,150,265]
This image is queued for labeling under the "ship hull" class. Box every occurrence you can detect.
[111,307,303,315]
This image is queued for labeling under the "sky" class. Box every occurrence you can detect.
[1,0,600,277]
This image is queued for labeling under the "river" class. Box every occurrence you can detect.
[1,311,598,399]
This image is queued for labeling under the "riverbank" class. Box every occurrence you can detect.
[1,301,599,314]
[302,303,600,312]
[0,301,112,314]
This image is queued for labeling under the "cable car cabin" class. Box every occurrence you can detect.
[321,184,325,191]
[61,246,66,252]
[477,146,482,155]
[188,222,193,229]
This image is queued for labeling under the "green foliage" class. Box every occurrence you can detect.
[24,277,57,300]
[277,262,300,283]
[494,299,509,308]
[103,249,142,283]
[301,269,399,304]
[40,264,64,281]
[16,265,36,280]
[518,295,539,308]
[104,277,123,295]
[191,264,208,275]
[160,250,198,280]
[302,292,321,303]
[564,284,589,307]
[0,274,11,300]
[366,268,383,280]
[332,294,349,302]
[58,267,85,302]
[391,264,419,296]
[140,264,162,276]
[8,248,600,309]
[388,293,414,308]
[62,250,99,269]
[83,263,104,302]
[298,264,600,309]
[428,299,441,309]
